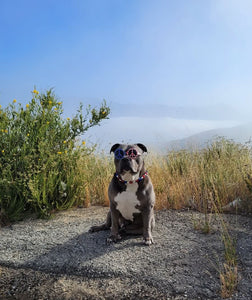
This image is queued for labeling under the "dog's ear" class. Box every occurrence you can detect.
[110,143,120,153]
[136,143,148,153]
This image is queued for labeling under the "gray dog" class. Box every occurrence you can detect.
[89,143,155,245]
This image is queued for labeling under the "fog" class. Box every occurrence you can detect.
[86,116,241,152]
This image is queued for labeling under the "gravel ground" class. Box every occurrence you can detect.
[0,206,251,300]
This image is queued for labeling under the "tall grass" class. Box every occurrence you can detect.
[147,138,252,212]
[78,138,252,215]
[0,89,110,221]
[77,153,114,207]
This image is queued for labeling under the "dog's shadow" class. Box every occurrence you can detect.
[14,229,145,278]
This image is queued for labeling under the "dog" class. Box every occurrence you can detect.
[89,143,155,245]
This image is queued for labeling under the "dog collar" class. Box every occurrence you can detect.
[115,171,148,184]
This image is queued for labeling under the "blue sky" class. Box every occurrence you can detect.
[1,0,252,148]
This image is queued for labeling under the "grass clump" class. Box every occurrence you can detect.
[219,231,238,298]
[220,263,238,299]
[0,89,110,221]
[147,138,252,213]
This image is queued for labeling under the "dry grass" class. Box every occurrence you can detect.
[77,153,113,207]
[220,263,238,298]
[81,138,252,213]
[149,138,251,212]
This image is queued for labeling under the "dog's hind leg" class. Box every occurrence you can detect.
[89,210,111,233]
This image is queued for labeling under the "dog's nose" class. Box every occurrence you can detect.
[124,165,132,171]
[121,157,132,171]
[122,157,130,162]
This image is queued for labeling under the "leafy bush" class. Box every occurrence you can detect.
[0,89,110,221]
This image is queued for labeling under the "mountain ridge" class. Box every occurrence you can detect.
[167,122,252,150]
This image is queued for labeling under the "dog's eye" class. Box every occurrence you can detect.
[114,148,125,160]
[125,148,139,159]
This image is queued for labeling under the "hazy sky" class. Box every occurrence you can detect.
[1,0,252,147]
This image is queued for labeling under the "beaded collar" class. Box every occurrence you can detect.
[115,171,148,184]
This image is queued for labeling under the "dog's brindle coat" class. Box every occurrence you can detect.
[89,143,155,245]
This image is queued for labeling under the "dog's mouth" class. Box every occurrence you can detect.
[120,158,139,173]
[120,163,139,174]
[120,169,139,181]
[122,164,137,172]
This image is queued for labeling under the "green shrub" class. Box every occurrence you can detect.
[0,89,110,221]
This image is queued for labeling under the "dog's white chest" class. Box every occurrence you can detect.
[114,183,140,221]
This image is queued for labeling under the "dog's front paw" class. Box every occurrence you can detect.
[89,224,110,233]
[143,237,154,246]
[106,234,122,244]
[88,226,99,233]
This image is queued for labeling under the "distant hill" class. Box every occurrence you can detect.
[167,123,252,150]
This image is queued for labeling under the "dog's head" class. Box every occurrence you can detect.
[110,143,147,181]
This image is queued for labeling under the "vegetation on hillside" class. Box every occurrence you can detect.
[1,91,252,223]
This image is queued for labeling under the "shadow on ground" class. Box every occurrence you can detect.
[0,207,251,299]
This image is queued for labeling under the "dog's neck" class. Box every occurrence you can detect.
[115,171,148,185]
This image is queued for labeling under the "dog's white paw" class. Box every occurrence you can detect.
[143,237,154,246]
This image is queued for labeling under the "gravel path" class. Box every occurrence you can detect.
[0,206,251,300]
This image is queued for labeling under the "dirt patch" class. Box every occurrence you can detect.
[0,207,251,299]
